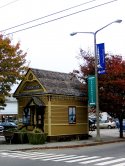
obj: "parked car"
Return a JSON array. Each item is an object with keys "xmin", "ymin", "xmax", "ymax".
[
  {"xmin": 92, "ymin": 120, "xmax": 116, "ymax": 129},
  {"xmin": 0, "ymin": 125, "xmax": 4, "ymax": 132},
  {"xmin": 0, "ymin": 122, "xmax": 17, "ymax": 130},
  {"xmin": 116, "ymin": 119, "xmax": 125, "ymax": 131},
  {"xmin": 89, "ymin": 116, "xmax": 96, "ymax": 123}
]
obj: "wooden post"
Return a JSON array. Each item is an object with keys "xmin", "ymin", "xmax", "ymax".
[{"xmin": 48, "ymin": 95, "xmax": 52, "ymax": 136}]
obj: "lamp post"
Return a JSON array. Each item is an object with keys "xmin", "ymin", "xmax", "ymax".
[{"xmin": 70, "ymin": 19, "xmax": 122, "ymax": 141}]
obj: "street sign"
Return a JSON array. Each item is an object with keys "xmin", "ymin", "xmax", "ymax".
[
  {"xmin": 97, "ymin": 43, "xmax": 105, "ymax": 74},
  {"xmin": 88, "ymin": 76, "xmax": 96, "ymax": 106}
]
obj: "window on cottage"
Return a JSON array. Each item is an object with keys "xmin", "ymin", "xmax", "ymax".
[
  {"xmin": 68, "ymin": 107, "xmax": 76, "ymax": 124},
  {"xmin": 23, "ymin": 107, "xmax": 31, "ymax": 125}
]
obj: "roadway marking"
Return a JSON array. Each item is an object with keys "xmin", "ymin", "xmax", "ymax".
[
  {"xmin": 79, "ymin": 157, "xmax": 114, "ymax": 164},
  {"xmin": 96, "ymin": 158, "xmax": 125, "ymax": 165},
  {"xmin": 1, "ymin": 151, "xmax": 67, "ymax": 160},
  {"xmin": 1, "ymin": 151, "xmax": 125, "ymax": 166},
  {"xmin": 52, "ymin": 155, "xmax": 88, "ymax": 161},
  {"xmin": 42, "ymin": 154, "xmax": 78, "ymax": 161},
  {"xmin": 113, "ymin": 163, "xmax": 125, "ymax": 166},
  {"xmin": 66, "ymin": 156, "xmax": 101, "ymax": 163}
]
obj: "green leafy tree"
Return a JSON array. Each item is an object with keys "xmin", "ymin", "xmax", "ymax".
[
  {"xmin": 74, "ymin": 49, "xmax": 125, "ymax": 138},
  {"xmin": 0, "ymin": 35, "xmax": 28, "ymax": 108}
]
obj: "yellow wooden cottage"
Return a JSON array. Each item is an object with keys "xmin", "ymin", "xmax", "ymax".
[{"xmin": 13, "ymin": 68, "xmax": 88, "ymax": 141}]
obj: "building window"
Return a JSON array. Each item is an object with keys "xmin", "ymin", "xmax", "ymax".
[
  {"xmin": 68, "ymin": 107, "xmax": 76, "ymax": 124},
  {"xmin": 23, "ymin": 107, "xmax": 31, "ymax": 125}
]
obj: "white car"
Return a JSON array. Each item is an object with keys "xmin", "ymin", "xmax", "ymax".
[{"xmin": 92, "ymin": 120, "xmax": 116, "ymax": 129}]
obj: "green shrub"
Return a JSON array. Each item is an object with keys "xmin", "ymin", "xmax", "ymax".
[
  {"xmin": 10, "ymin": 127, "xmax": 47, "ymax": 144},
  {"xmin": 6, "ymin": 128, "xmax": 18, "ymax": 132},
  {"xmin": 19, "ymin": 127, "xmax": 27, "ymax": 132},
  {"xmin": 11, "ymin": 128, "xmax": 29, "ymax": 144},
  {"xmin": 12, "ymin": 132, "xmax": 29, "ymax": 144},
  {"xmin": 18, "ymin": 132, "xmax": 29, "ymax": 143},
  {"xmin": 32, "ymin": 127, "xmax": 43, "ymax": 133},
  {"xmin": 27, "ymin": 132, "xmax": 47, "ymax": 144}
]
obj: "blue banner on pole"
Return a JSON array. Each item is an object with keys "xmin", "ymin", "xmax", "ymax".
[{"xmin": 97, "ymin": 43, "xmax": 105, "ymax": 74}]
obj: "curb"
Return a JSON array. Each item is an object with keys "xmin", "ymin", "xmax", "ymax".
[{"xmin": 12, "ymin": 138, "xmax": 125, "ymax": 151}]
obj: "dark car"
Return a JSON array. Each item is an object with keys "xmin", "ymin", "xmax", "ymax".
[
  {"xmin": 0, "ymin": 125, "xmax": 4, "ymax": 131},
  {"xmin": 0, "ymin": 122, "xmax": 17, "ymax": 130},
  {"xmin": 89, "ymin": 118, "xmax": 95, "ymax": 131}
]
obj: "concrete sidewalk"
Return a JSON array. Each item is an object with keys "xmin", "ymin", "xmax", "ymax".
[{"xmin": 0, "ymin": 129, "xmax": 125, "ymax": 151}]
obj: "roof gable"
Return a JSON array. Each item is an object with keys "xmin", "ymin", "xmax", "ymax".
[
  {"xmin": 14, "ymin": 68, "xmax": 85, "ymax": 97},
  {"xmin": 31, "ymin": 68, "xmax": 85, "ymax": 96}
]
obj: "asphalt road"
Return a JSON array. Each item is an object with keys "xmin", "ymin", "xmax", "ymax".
[{"xmin": 0, "ymin": 133, "xmax": 125, "ymax": 166}]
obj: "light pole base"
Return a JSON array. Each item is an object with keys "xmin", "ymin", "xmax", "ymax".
[{"xmin": 95, "ymin": 135, "xmax": 102, "ymax": 142}]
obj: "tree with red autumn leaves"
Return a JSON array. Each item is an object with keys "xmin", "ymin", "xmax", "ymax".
[
  {"xmin": 0, "ymin": 35, "xmax": 28, "ymax": 108},
  {"xmin": 74, "ymin": 49, "xmax": 125, "ymax": 138}
]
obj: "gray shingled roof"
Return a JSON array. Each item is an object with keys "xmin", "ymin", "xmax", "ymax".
[{"xmin": 31, "ymin": 68, "xmax": 85, "ymax": 97}]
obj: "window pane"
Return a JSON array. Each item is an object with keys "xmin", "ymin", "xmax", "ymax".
[
  {"xmin": 68, "ymin": 107, "xmax": 76, "ymax": 124},
  {"xmin": 23, "ymin": 107, "xmax": 31, "ymax": 125}
]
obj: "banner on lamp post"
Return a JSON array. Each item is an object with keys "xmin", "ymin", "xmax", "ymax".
[
  {"xmin": 97, "ymin": 43, "xmax": 105, "ymax": 74},
  {"xmin": 88, "ymin": 76, "xmax": 96, "ymax": 106}
]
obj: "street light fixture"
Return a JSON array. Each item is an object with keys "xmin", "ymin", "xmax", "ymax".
[{"xmin": 70, "ymin": 19, "xmax": 122, "ymax": 141}]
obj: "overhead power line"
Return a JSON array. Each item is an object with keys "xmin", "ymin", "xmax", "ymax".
[
  {"xmin": 1, "ymin": 0, "xmax": 97, "ymax": 32},
  {"xmin": 3, "ymin": 0, "xmax": 119, "ymax": 36},
  {"xmin": 0, "ymin": 0, "xmax": 20, "ymax": 9}
]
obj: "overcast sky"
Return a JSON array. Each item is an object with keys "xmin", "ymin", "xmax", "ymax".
[{"xmin": 0, "ymin": 0, "xmax": 124, "ymax": 91}]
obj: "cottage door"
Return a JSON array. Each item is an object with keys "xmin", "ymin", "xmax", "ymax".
[{"xmin": 36, "ymin": 106, "xmax": 44, "ymax": 132}]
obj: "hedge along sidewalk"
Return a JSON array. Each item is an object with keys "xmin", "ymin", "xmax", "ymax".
[{"xmin": 0, "ymin": 127, "xmax": 47, "ymax": 145}]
